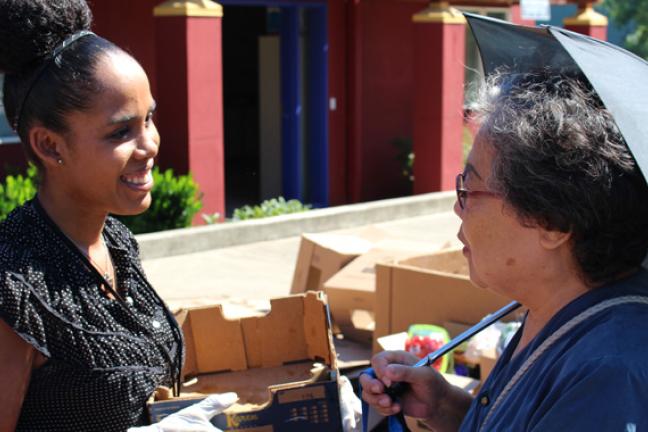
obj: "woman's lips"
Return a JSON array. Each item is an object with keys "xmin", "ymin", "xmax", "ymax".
[
  {"xmin": 120, "ymin": 170, "xmax": 153, "ymax": 191},
  {"xmin": 457, "ymin": 232, "xmax": 469, "ymax": 255}
]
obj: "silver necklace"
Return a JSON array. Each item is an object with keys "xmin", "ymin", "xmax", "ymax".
[
  {"xmin": 90, "ymin": 238, "xmax": 115, "ymax": 289},
  {"xmin": 67, "ymin": 234, "xmax": 115, "ymax": 289}
]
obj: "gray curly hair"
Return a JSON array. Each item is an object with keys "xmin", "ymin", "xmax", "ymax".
[{"xmin": 473, "ymin": 70, "xmax": 648, "ymax": 285}]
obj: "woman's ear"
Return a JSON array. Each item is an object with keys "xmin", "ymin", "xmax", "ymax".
[
  {"xmin": 538, "ymin": 227, "xmax": 572, "ymax": 251},
  {"xmin": 28, "ymin": 126, "xmax": 67, "ymax": 168}
]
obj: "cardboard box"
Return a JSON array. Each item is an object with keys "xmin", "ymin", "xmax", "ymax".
[
  {"xmin": 290, "ymin": 232, "xmax": 379, "ymax": 295},
  {"xmin": 442, "ymin": 321, "xmax": 501, "ymax": 383},
  {"xmin": 148, "ymin": 291, "xmax": 343, "ymax": 431},
  {"xmin": 324, "ymin": 248, "xmax": 426, "ymax": 345},
  {"xmin": 373, "ymin": 248, "xmax": 513, "ymax": 353}
]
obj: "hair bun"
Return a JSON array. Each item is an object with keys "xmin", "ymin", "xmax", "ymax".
[{"xmin": 0, "ymin": 0, "xmax": 92, "ymax": 74}]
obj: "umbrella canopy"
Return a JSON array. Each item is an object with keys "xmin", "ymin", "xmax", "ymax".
[{"xmin": 464, "ymin": 12, "xmax": 648, "ymax": 182}]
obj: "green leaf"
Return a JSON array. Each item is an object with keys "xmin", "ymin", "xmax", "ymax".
[
  {"xmin": 232, "ymin": 196, "xmax": 311, "ymax": 221},
  {"xmin": 0, "ymin": 164, "xmax": 38, "ymax": 221},
  {"xmin": 116, "ymin": 167, "xmax": 202, "ymax": 234}
]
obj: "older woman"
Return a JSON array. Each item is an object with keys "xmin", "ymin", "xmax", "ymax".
[{"xmin": 360, "ymin": 71, "xmax": 648, "ymax": 430}]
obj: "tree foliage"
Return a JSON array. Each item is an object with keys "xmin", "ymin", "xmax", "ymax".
[{"xmin": 603, "ymin": 0, "xmax": 648, "ymax": 60}]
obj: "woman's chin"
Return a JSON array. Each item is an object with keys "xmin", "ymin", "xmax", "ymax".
[
  {"xmin": 467, "ymin": 261, "xmax": 489, "ymax": 290},
  {"xmin": 111, "ymin": 196, "xmax": 152, "ymax": 217}
]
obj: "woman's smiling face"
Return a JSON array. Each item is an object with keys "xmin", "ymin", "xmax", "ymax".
[{"xmin": 57, "ymin": 51, "xmax": 159, "ymax": 216}]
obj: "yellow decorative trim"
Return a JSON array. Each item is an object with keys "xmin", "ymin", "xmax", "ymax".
[
  {"xmin": 154, "ymin": 0, "xmax": 223, "ymax": 18},
  {"xmin": 563, "ymin": 6, "xmax": 608, "ymax": 26},
  {"xmin": 412, "ymin": 2, "xmax": 466, "ymax": 24}
]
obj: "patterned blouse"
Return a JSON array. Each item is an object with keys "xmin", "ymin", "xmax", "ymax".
[{"xmin": 0, "ymin": 199, "xmax": 183, "ymax": 431}]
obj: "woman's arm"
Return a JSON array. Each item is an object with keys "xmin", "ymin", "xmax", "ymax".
[{"xmin": 0, "ymin": 318, "xmax": 35, "ymax": 432}]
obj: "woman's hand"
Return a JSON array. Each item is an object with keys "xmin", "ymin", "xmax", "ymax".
[
  {"xmin": 359, "ymin": 350, "xmax": 473, "ymax": 431},
  {"xmin": 129, "ymin": 393, "xmax": 238, "ymax": 432}
]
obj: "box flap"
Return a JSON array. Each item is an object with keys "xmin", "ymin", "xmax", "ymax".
[
  {"xmin": 324, "ymin": 248, "xmax": 423, "ymax": 293},
  {"xmin": 241, "ymin": 296, "xmax": 307, "ymax": 368},
  {"xmin": 324, "ymin": 248, "xmax": 427, "ymax": 344},
  {"xmin": 186, "ymin": 306, "xmax": 248, "ymax": 373},
  {"xmin": 290, "ymin": 232, "xmax": 383, "ymax": 294},
  {"xmin": 179, "ymin": 292, "xmax": 335, "ymax": 375},
  {"xmin": 303, "ymin": 291, "xmax": 336, "ymax": 367},
  {"xmin": 290, "ymin": 235, "xmax": 316, "ymax": 294},
  {"xmin": 304, "ymin": 233, "xmax": 375, "ymax": 255},
  {"xmin": 398, "ymin": 249, "xmax": 469, "ymax": 277},
  {"xmin": 376, "ymin": 332, "xmax": 408, "ymax": 351}
]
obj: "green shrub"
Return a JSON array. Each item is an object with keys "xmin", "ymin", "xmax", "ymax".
[
  {"xmin": 233, "ymin": 197, "xmax": 311, "ymax": 220},
  {"xmin": 117, "ymin": 167, "xmax": 202, "ymax": 234},
  {"xmin": 0, "ymin": 164, "xmax": 38, "ymax": 221}
]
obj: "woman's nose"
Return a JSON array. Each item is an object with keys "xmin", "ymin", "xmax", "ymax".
[
  {"xmin": 137, "ymin": 122, "xmax": 160, "ymax": 159},
  {"xmin": 453, "ymin": 199, "xmax": 463, "ymax": 218}
]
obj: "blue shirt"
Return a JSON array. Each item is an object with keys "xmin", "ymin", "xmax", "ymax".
[{"xmin": 460, "ymin": 269, "xmax": 648, "ymax": 431}]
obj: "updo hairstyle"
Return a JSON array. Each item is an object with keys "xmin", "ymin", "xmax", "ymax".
[{"xmin": 0, "ymin": 0, "xmax": 124, "ymax": 165}]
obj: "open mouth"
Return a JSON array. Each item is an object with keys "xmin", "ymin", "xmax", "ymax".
[{"xmin": 120, "ymin": 169, "xmax": 153, "ymax": 191}]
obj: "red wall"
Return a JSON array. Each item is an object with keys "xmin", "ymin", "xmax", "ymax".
[
  {"xmin": 327, "ymin": 0, "xmax": 348, "ymax": 205},
  {"xmin": 154, "ymin": 18, "xmax": 189, "ymax": 174},
  {"xmin": 89, "ymin": 0, "xmax": 160, "ymax": 96},
  {"xmin": 88, "ymin": 0, "xmax": 443, "ymax": 206},
  {"xmin": 353, "ymin": 0, "xmax": 425, "ymax": 201}
]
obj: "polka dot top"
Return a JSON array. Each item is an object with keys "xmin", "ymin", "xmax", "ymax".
[{"xmin": 0, "ymin": 199, "xmax": 184, "ymax": 431}]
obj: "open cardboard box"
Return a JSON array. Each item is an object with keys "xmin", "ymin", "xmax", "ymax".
[
  {"xmin": 290, "ymin": 230, "xmax": 385, "ymax": 295},
  {"xmin": 323, "ymin": 248, "xmax": 429, "ymax": 345},
  {"xmin": 148, "ymin": 291, "xmax": 343, "ymax": 431},
  {"xmin": 373, "ymin": 248, "xmax": 515, "ymax": 353}
]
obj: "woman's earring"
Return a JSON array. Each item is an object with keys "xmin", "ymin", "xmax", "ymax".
[{"xmin": 57, "ymin": 158, "xmax": 64, "ymax": 165}]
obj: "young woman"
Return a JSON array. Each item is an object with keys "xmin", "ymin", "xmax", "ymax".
[{"xmin": 0, "ymin": 1, "xmax": 207, "ymax": 430}]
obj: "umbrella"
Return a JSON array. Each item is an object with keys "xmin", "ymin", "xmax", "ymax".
[{"xmin": 464, "ymin": 12, "xmax": 648, "ymax": 182}]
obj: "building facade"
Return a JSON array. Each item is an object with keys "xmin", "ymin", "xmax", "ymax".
[{"xmin": 0, "ymin": 0, "xmax": 608, "ymax": 220}]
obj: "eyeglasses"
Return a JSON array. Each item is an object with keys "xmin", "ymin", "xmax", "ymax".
[{"xmin": 455, "ymin": 173, "xmax": 501, "ymax": 210}]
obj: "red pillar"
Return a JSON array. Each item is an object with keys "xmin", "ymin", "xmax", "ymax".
[
  {"xmin": 563, "ymin": 1, "xmax": 608, "ymax": 41},
  {"xmin": 153, "ymin": 0, "xmax": 225, "ymax": 223},
  {"xmin": 412, "ymin": 2, "xmax": 465, "ymax": 193},
  {"xmin": 347, "ymin": 0, "xmax": 364, "ymax": 203},
  {"xmin": 327, "ymin": 0, "xmax": 348, "ymax": 206},
  {"xmin": 509, "ymin": 4, "xmax": 535, "ymax": 27}
]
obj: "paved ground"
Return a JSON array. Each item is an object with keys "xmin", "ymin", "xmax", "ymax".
[{"xmin": 142, "ymin": 211, "xmax": 461, "ymax": 313}]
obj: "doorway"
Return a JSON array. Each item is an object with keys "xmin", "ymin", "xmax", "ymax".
[{"xmin": 221, "ymin": 3, "xmax": 329, "ymax": 216}]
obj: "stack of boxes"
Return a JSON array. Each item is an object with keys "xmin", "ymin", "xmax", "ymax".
[
  {"xmin": 290, "ymin": 231, "xmax": 517, "ymax": 388},
  {"xmin": 148, "ymin": 228, "xmax": 520, "ymax": 431}
]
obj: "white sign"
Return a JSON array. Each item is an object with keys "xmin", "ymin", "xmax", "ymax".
[{"xmin": 521, "ymin": 0, "xmax": 551, "ymax": 21}]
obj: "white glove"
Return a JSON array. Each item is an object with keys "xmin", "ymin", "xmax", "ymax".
[
  {"xmin": 129, "ymin": 393, "xmax": 238, "ymax": 432},
  {"xmin": 338, "ymin": 376, "xmax": 362, "ymax": 432}
]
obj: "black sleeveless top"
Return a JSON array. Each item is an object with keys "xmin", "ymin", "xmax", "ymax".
[{"xmin": 0, "ymin": 199, "xmax": 183, "ymax": 431}]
